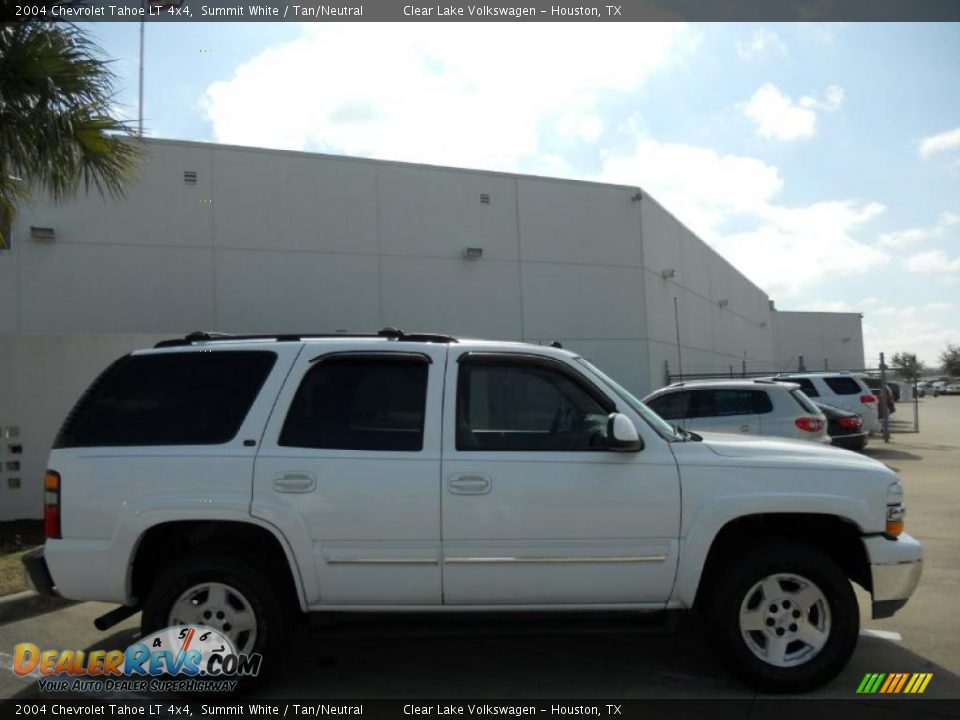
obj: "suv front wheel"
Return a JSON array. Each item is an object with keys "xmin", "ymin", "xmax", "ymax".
[{"xmin": 708, "ymin": 544, "xmax": 859, "ymax": 692}]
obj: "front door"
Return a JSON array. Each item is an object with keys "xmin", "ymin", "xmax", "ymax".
[{"xmin": 440, "ymin": 348, "xmax": 681, "ymax": 605}]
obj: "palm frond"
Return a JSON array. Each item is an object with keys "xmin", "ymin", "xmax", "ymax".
[{"xmin": 0, "ymin": 18, "xmax": 143, "ymax": 243}]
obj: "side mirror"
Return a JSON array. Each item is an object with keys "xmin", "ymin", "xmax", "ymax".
[{"xmin": 606, "ymin": 413, "xmax": 643, "ymax": 452}]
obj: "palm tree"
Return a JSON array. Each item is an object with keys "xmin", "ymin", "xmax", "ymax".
[{"xmin": 0, "ymin": 19, "xmax": 142, "ymax": 247}]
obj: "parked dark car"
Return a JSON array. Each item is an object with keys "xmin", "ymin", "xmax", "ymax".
[
  {"xmin": 885, "ymin": 381, "xmax": 902, "ymax": 402},
  {"xmin": 862, "ymin": 376, "xmax": 895, "ymax": 415},
  {"xmin": 816, "ymin": 401, "xmax": 869, "ymax": 452}
]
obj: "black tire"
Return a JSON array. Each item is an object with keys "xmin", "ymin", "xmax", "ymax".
[
  {"xmin": 706, "ymin": 544, "xmax": 859, "ymax": 693},
  {"xmin": 141, "ymin": 555, "xmax": 290, "ymax": 683}
]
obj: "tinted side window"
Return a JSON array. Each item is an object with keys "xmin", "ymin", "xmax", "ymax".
[
  {"xmin": 647, "ymin": 391, "xmax": 690, "ymax": 420},
  {"xmin": 749, "ymin": 391, "xmax": 775, "ymax": 414},
  {"xmin": 824, "ymin": 377, "xmax": 863, "ymax": 395},
  {"xmin": 782, "ymin": 378, "xmax": 819, "ymax": 397},
  {"xmin": 689, "ymin": 389, "xmax": 770, "ymax": 417},
  {"xmin": 54, "ymin": 351, "xmax": 277, "ymax": 447},
  {"xmin": 457, "ymin": 360, "xmax": 612, "ymax": 451},
  {"xmin": 280, "ymin": 355, "xmax": 428, "ymax": 451}
]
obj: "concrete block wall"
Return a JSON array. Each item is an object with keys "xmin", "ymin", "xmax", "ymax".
[{"xmin": 772, "ymin": 311, "xmax": 866, "ymax": 372}]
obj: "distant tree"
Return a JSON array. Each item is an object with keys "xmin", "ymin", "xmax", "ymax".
[
  {"xmin": 941, "ymin": 344, "xmax": 960, "ymax": 377},
  {"xmin": 890, "ymin": 352, "xmax": 924, "ymax": 381},
  {"xmin": 0, "ymin": 19, "xmax": 142, "ymax": 247}
]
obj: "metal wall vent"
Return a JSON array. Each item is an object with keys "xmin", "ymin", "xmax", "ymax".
[
  {"xmin": 7, "ymin": 477, "xmax": 20, "ymax": 490},
  {"xmin": 480, "ymin": 194, "xmax": 490, "ymax": 205},
  {"xmin": 184, "ymin": 171, "xmax": 198, "ymax": 185}
]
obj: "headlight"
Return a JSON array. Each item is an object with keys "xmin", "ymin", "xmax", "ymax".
[{"xmin": 886, "ymin": 480, "xmax": 905, "ymax": 537}]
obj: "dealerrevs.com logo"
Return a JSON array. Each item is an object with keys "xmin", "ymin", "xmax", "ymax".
[{"xmin": 13, "ymin": 625, "xmax": 261, "ymax": 693}]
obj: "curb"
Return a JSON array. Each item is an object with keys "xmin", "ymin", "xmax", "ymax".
[{"xmin": 0, "ymin": 590, "xmax": 76, "ymax": 626}]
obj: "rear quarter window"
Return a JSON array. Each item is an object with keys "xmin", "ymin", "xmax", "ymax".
[
  {"xmin": 778, "ymin": 377, "xmax": 818, "ymax": 397},
  {"xmin": 54, "ymin": 351, "xmax": 277, "ymax": 447},
  {"xmin": 824, "ymin": 377, "xmax": 864, "ymax": 395}
]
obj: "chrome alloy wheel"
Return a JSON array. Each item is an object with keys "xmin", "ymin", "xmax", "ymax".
[
  {"xmin": 738, "ymin": 573, "xmax": 831, "ymax": 668},
  {"xmin": 168, "ymin": 582, "xmax": 258, "ymax": 654}
]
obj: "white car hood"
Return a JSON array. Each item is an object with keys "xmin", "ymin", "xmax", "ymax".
[{"xmin": 695, "ymin": 431, "xmax": 889, "ymax": 472}]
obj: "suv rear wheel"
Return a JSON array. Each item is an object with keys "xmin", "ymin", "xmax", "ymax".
[
  {"xmin": 141, "ymin": 556, "xmax": 288, "ymax": 677},
  {"xmin": 708, "ymin": 544, "xmax": 859, "ymax": 692}
]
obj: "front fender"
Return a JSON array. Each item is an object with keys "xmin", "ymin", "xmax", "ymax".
[{"xmin": 670, "ymin": 494, "xmax": 871, "ymax": 607}]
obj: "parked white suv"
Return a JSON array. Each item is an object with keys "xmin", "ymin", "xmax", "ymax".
[
  {"xmin": 24, "ymin": 330, "xmax": 922, "ymax": 692},
  {"xmin": 769, "ymin": 373, "xmax": 881, "ymax": 434},
  {"xmin": 643, "ymin": 380, "xmax": 829, "ymax": 443}
]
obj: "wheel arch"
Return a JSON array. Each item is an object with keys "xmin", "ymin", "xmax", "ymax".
[
  {"xmin": 687, "ymin": 512, "xmax": 871, "ymax": 610},
  {"xmin": 130, "ymin": 519, "xmax": 306, "ymax": 612}
]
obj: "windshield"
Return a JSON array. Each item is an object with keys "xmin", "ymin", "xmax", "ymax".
[{"xmin": 574, "ymin": 358, "xmax": 683, "ymax": 441}]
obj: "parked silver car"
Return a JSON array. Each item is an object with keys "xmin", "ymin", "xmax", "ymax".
[{"xmin": 643, "ymin": 379, "xmax": 828, "ymax": 443}]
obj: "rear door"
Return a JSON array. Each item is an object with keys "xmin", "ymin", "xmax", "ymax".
[{"xmin": 251, "ymin": 342, "xmax": 447, "ymax": 607}]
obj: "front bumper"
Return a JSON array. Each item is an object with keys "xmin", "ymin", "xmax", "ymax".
[
  {"xmin": 863, "ymin": 533, "xmax": 923, "ymax": 619},
  {"xmin": 21, "ymin": 547, "xmax": 59, "ymax": 597}
]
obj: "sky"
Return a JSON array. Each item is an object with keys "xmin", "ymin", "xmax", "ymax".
[{"xmin": 89, "ymin": 22, "xmax": 960, "ymax": 368}]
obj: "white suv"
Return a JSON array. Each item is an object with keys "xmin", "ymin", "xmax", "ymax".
[
  {"xmin": 770, "ymin": 373, "xmax": 880, "ymax": 434},
  {"xmin": 24, "ymin": 329, "xmax": 922, "ymax": 692},
  {"xmin": 643, "ymin": 380, "xmax": 828, "ymax": 443}
]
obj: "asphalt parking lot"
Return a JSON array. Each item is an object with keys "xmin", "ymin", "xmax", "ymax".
[{"xmin": 1, "ymin": 397, "xmax": 958, "ymax": 702}]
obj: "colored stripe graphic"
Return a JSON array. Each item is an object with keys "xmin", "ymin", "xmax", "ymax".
[
  {"xmin": 858, "ymin": 673, "xmax": 932, "ymax": 694},
  {"xmin": 893, "ymin": 673, "xmax": 910, "ymax": 693},
  {"xmin": 906, "ymin": 673, "xmax": 932, "ymax": 693},
  {"xmin": 879, "ymin": 674, "xmax": 896, "ymax": 693}
]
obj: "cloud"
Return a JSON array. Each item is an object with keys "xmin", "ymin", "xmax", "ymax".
[
  {"xmin": 878, "ymin": 211, "xmax": 960, "ymax": 248},
  {"xmin": 204, "ymin": 26, "xmax": 886, "ymax": 304},
  {"xmin": 599, "ymin": 139, "xmax": 888, "ymax": 298},
  {"xmin": 713, "ymin": 202, "xmax": 886, "ymax": 297},
  {"xmin": 737, "ymin": 29, "xmax": 787, "ymax": 59},
  {"xmin": 918, "ymin": 127, "xmax": 960, "ymax": 158},
  {"xmin": 202, "ymin": 23, "xmax": 696, "ymax": 172},
  {"xmin": 907, "ymin": 250, "xmax": 960, "ymax": 274},
  {"xmin": 740, "ymin": 83, "xmax": 843, "ymax": 141},
  {"xmin": 860, "ymin": 302, "xmax": 959, "ymax": 366},
  {"xmin": 602, "ymin": 140, "xmax": 784, "ymax": 233}
]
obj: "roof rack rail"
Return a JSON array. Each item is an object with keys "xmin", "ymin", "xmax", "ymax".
[
  {"xmin": 154, "ymin": 328, "xmax": 458, "ymax": 348},
  {"xmin": 378, "ymin": 327, "xmax": 458, "ymax": 344}
]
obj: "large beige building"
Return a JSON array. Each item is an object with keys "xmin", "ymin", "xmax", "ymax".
[{"xmin": 0, "ymin": 138, "xmax": 864, "ymax": 520}]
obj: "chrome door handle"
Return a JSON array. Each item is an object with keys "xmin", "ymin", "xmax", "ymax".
[
  {"xmin": 273, "ymin": 473, "xmax": 316, "ymax": 493},
  {"xmin": 448, "ymin": 475, "xmax": 491, "ymax": 495},
  {"xmin": 739, "ymin": 424, "xmax": 751, "ymax": 432}
]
